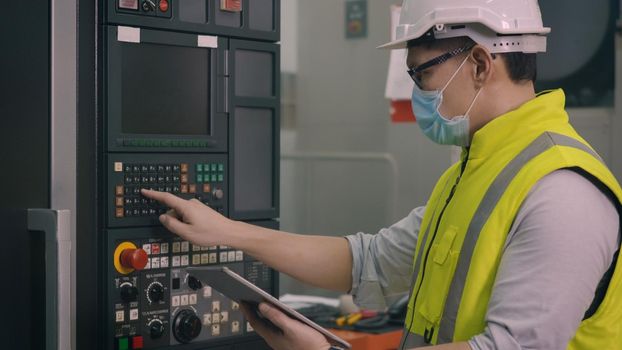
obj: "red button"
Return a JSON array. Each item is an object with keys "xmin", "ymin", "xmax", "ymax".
[
  {"xmin": 132, "ymin": 336, "xmax": 144, "ymax": 349},
  {"xmin": 120, "ymin": 248, "xmax": 148, "ymax": 270},
  {"xmin": 159, "ymin": 0, "xmax": 169, "ymax": 12}
]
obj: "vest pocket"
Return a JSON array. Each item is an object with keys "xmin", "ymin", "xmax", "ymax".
[{"xmin": 417, "ymin": 226, "xmax": 460, "ymax": 325}]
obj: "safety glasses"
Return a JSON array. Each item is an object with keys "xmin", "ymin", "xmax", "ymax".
[{"xmin": 407, "ymin": 45, "xmax": 474, "ymax": 89}]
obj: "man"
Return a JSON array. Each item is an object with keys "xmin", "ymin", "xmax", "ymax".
[{"xmin": 143, "ymin": 0, "xmax": 622, "ymax": 349}]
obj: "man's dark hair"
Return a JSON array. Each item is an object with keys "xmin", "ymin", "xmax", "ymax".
[{"xmin": 407, "ymin": 36, "xmax": 537, "ymax": 84}]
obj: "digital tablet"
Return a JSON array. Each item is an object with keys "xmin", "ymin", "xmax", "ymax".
[{"xmin": 186, "ymin": 266, "xmax": 352, "ymax": 349}]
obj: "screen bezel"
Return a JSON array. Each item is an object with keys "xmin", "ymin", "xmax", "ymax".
[{"xmin": 105, "ymin": 26, "xmax": 227, "ymax": 153}]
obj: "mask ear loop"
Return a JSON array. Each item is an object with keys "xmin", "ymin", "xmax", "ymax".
[
  {"xmin": 464, "ymin": 87, "xmax": 483, "ymax": 118},
  {"xmin": 440, "ymin": 54, "xmax": 471, "ymax": 94}
]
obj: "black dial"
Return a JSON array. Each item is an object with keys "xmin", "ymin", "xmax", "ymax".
[
  {"xmin": 149, "ymin": 319, "xmax": 165, "ymax": 339},
  {"xmin": 120, "ymin": 283, "xmax": 138, "ymax": 303},
  {"xmin": 147, "ymin": 282, "xmax": 164, "ymax": 303},
  {"xmin": 173, "ymin": 309, "xmax": 202, "ymax": 343},
  {"xmin": 187, "ymin": 276, "xmax": 203, "ymax": 291}
]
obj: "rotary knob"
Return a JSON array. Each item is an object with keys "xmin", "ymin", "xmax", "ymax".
[
  {"xmin": 142, "ymin": 0, "xmax": 156, "ymax": 11},
  {"xmin": 187, "ymin": 276, "xmax": 202, "ymax": 291},
  {"xmin": 173, "ymin": 309, "xmax": 202, "ymax": 343},
  {"xmin": 149, "ymin": 319, "xmax": 165, "ymax": 339},
  {"xmin": 120, "ymin": 282, "xmax": 138, "ymax": 303},
  {"xmin": 119, "ymin": 248, "xmax": 148, "ymax": 271},
  {"xmin": 212, "ymin": 188, "xmax": 224, "ymax": 200},
  {"xmin": 147, "ymin": 282, "xmax": 165, "ymax": 304}
]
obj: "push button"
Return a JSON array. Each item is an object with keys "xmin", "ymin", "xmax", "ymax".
[
  {"xmin": 117, "ymin": 337, "xmax": 129, "ymax": 350},
  {"xmin": 132, "ymin": 336, "xmax": 144, "ymax": 349}
]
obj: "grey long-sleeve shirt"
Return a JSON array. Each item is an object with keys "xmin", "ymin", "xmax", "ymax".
[{"xmin": 345, "ymin": 169, "xmax": 619, "ymax": 350}]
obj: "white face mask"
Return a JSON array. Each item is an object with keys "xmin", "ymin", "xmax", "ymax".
[{"xmin": 411, "ymin": 55, "xmax": 483, "ymax": 146}]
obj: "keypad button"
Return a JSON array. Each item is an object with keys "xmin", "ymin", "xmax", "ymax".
[
  {"xmin": 124, "ymin": 164, "xmax": 133, "ymax": 173},
  {"xmin": 173, "ymin": 186, "xmax": 180, "ymax": 193},
  {"xmin": 189, "ymin": 184, "xmax": 197, "ymax": 194},
  {"xmin": 149, "ymin": 175, "xmax": 157, "ymax": 184},
  {"xmin": 165, "ymin": 175, "xmax": 172, "ymax": 183},
  {"xmin": 157, "ymin": 175, "xmax": 165, "ymax": 183},
  {"xmin": 148, "ymin": 165, "xmax": 157, "ymax": 172},
  {"xmin": 196, "ymin": 174, "xmax": 203, "ymax": 183},
  {"xmin": 181, "ymin": 163, "xmax": 189, "ymax": 173},
  {"xmin": 181, "ymin": 174, "xmax": 188, "ymax": 184},
  {"xmin": 157, "ymin": 186, "xmax": 165, "ymax": 192},
  {"xmin": 203, "ymin": 184, "xmax": 211, "ymax": 193},
  {"xmin": 115, "ymin": 197, "xmax": 124, "ymax": 207},
  {"xmin": 157, "ymin": 165, "xmax": 165, "ymax": 172},
  {"xmin": 124, "ymin": 175, "xmax": 133, "ymax": 184},
  {"xmin": 132, "ymin": 165, "xmax": 141, "ymax": 173},
  {"xmin": 165, "ymin": 186, "xmax": 173, "ymax": 192},
  {"xmin": 141, "ymin": 165, "xmax": 149, "ymax": 172},
  {"xmin": 115, "ymin": 208, "xmax": 124, "ymax": 218},
  {"xmin": 165, "ymin": 165, "xmax": 173, "ymax": 172},
  {"xmin": 211, "ymin": 164, "xmax": 217, "ymax": 172},
  {"xmin": 125, "ymin": 209, "xmax": 132, "ymax": 217},
  {"xmin": 181, "ymin": 185, "xmax": 188, "ymax": 194},
  {"xmin": 218, "ymin": 174, "xmax": 224, "ymax": 182},
  {"xmin": 133, "ymin": 176, "xmax": 141, "ymax": 183},
  {"xmin": 172, "ymin": 175, "xmax": 180, "ymax": 182},
  {"xmin": 196, "ymin": 164, "xmax": 203, "ymax": 172},
  {"xmin": 116, "ymin": 185, "xmax": 124, "ymax": 196},
  {"xmin": 173, "ymin": 165, "xmax": 181, "ymax": 172},
  {"xmin": 141, "ymin": 176, "xmax": 149, "ymax": 184},
  {"xmin": 218, "ymin": 163, "xmax": 224, "ymax": 172}
]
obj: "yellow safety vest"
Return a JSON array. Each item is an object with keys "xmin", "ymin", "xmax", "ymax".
[{"xmin": 400, "ymin": 89, "xmax": 622, "ymax": 349}]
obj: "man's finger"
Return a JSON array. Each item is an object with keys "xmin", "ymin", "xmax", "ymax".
[
  {"xmin": 240, "ymin": 303, "xmax": 280, "ymax": 339},
  {"xmin": 159, "ymin": 213, "xmax": 192, "ymax": 235},
  {"xmin": 258, "ymin": 303, "xmax": 292, "ymax": 334},
  {"xmin": 142, "ymin": 189, "xmax": 188, "ymax": 210}
]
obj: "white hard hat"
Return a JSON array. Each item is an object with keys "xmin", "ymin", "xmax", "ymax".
[{"xmin": 379, "ymin": 0, "xmax": 551, "ymax": 53}]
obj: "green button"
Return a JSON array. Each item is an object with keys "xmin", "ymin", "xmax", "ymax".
[
  {"xmin": 211, "ymin": 164, "xmax": 217, "ymax": 172},
  {"xmin": 211, "ymin": 174, "xmax": 217, "ymax": 182},
  {"xmin": 196, "ymin": 164, "xmax": 203, "ymax": 172},
  {"xmin": 137, "ymin": 139, "xmax": 146, "ymax": 146},
  {"xmin": 204, "ymin": 163, "xmax": 210, "ymax": 171},
  {"xmin": 171, "ymin": 140, "xmax": 179, "ymax": 147},
  {"xmin": 118, "ymin": 338, "xmax": 129, "ymax": 350},
  {"xmin": 199, "ymin": 141, "xmax": 208, "ymax": 147},
  {"xmin": 197, "ymin": 174, "xmax": 203, "ymax": 183},
  {"xmin": 129, "ymin": 139, "xmax": 139, "ymax": 147},
  {"xmin": 218, "ymin": 163, "xmax": 224, "ymax": 172},
  {"xmin": 161, "ymin": 140, "xmax": 171, "ymax": 147},
  {"xmin": 192, "ymin": 140, "xmax": 200, "ymax": 147},
  {"xmin": 218, "ymin": 174, "xmax": 224, "ymax": 182},
  {"xmin": 146, "ymin": 139, "xmax": 154, "ymax": 147}
]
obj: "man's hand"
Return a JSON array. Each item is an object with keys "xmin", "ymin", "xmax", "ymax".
[
  {"xmin": 241, "ymin": 302, "xmax": 331, "ymax": 350},
  {"xmin": 141, "ymin": 189, "xmax": 235, "ymax": 247}
]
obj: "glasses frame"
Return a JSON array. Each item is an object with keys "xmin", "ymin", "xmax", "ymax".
[{"xmin": 407, "ymin": 44, "xmax": 475, "ymax": 88}]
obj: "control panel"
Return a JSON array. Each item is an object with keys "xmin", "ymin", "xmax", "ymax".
[
  {"xmin": 117, "ymin": 0, "xmax": 172, "ymax": 17},
  {"xmin": 108, "ymin": 229, "xmax": 275, "ymax": 349},
  {"xmin": 108, "ymin": 154, "xmax": 228, "ymax": 227}
]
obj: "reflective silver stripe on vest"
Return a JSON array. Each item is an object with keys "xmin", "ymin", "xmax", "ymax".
[
  {"xmin": 399, "ymin": 326, "xmax": 428, "ymax": 349},
  {"xmin": 436, "ymin": 132, "xmax": 603, "ymax": 343}
]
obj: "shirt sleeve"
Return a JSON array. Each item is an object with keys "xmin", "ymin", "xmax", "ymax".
[
  {"xmin": 345, "ymin": 206, "xmax": 425, "ymax": 310},
  {"xmin": 469, "ymin": 169, "xmax": 620, "ymax": 350}
]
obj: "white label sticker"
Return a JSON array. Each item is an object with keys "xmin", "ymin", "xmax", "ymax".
[
  {"xmin": 198, "ymin": 35, "xmax": 218, "ymax": 48},
  {"xmin": 119, "ymin": 0, "xmax": 139, "ymax": 10},
  {"xmin": 114, "ymin": 162, "xmax": 123, "ymax": 172},
  {"xmin": 118, "ymin": 26, "xmax": 140, "ymax": 43}
]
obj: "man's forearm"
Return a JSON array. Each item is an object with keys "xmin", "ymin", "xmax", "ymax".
[{"xmin": 224, "ymin": 220, "xmax": 353, "ymax": 292}]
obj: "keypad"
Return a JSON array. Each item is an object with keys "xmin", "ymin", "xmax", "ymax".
[{"xmin": 113, "ymin": 161, "xmax": 226, "ymax": 219}]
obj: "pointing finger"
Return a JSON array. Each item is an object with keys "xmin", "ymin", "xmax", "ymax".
[{"xmin": 142, "ymin": 189, "xmax": 188, "ymax": 211}]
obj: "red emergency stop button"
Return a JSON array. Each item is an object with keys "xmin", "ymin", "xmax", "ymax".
[
  {"xmin": 132, "ymin": 335, "xmax": 144, "ymax": 349},
  {"xmin": 120, "ymin": 248, "xmax": 148, "ymax": 271},
  {"xmin": 159, "ymin": 0, "xmax": 169, "ymax": 12}
]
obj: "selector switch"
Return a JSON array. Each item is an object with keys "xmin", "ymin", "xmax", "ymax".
[
  {"xmin": 147, "ymin": 282, "xmax": 165, "ymax": 304},
  {"xmin": 120, "ymin": 282, "xmax": 139, "ymax": 303},
  {"xmin": 142, "ymin": 0, "xmax": 156, "ymax": 11},
  {"xmin": 212, "ymin": 188, "xmax": 224, "ymax": 200},
  {"xmin": 149, "ymin": 319, "xmax": 165, "ymax": 339},
  {"xmin": 187, "ymin": 275, "xmax": 203, "ymax": 291}
]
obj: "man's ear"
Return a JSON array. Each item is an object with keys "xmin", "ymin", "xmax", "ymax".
[{"xmin": 469, "ymin": 45, "xmax": 494, "ymax": 88}]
